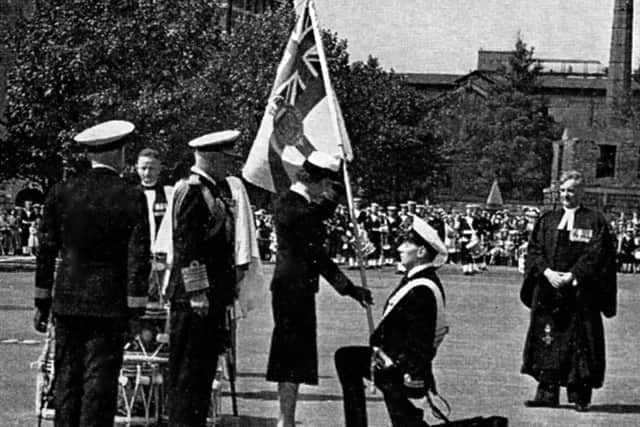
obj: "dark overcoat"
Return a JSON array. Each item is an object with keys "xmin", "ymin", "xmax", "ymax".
[
  {"xmin": 266, "ymin": 189, "xmax": 352, "ymax": 384},
  {"xmin": 520, "ymin": 206, "xmax": 617, "ymax": 388}
]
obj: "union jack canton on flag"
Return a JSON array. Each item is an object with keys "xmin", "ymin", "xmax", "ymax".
[{"xmin": 242, "ymin": 0, "xmax": 353, "ymax": 193}]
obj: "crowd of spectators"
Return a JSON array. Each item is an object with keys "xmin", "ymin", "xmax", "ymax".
[
  {"xmin": 0, "ymin": 200, "xmax": 42, "ymax": 256},
  {"xmin": 8, "ymin": 193, "xmax": 640, "ymax": 276},
  {"xmin": 611, "ymin": 212, "xmax": 640, "ymax": 273},
  {"xmin": 254, "ymin": 199, "xmax": 541, "ymax": 272}
]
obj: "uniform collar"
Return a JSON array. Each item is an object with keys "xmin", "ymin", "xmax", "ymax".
[
  {"xmin": 91, "ymin": 161, "xmax": 119, "ymax": 174},
  {"xmin": 191, "ymin": 166, "xmax": 218, "ymax": 187},
  {"xmin": 407, "ymin": 263, "xmax": 435, "ymax": 279},
  {"xmin": 384, "ymin": 263, "xmax": 436, "ymax": 315}
]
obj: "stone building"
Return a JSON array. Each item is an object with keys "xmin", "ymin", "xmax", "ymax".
[
  {"xmin": 545, "ymin": 0, "xmax": 639, "ymax": 211},
  {"xmin": 404, "ymin": 51, "xmax": 640, "ymax": 131},
  {"xmin": 404, "ymin": 0, "xmax": 640, "ymax": 212}
]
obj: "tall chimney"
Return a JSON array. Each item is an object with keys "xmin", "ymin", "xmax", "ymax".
[{"xmin": 607, "ymin": 0, "xmax": 633, "ymax": 125}]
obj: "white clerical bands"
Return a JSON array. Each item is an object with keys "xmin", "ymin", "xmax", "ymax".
[
  {"xmin": 557, "ymin": 208, "xmax": 577, "ymax": 230},
  {"xmin": 181, "ymin": 261, "xmax": 210, "ymax": 292}
]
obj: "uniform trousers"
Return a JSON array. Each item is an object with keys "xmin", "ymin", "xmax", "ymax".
[
  {"xmin": 335, "ymin": 346, "xmax": 428, "ymax": 427},
  {"xmin": 459, "ymin": 243, "xmax": 473, "ymax": 265},
  {"xmin": 53, "ymin": 315, "xmax": 125, "ymax": 427},
  {"xmin": 167, "ymin": 307, "xmax": 224, "ymax": 427}
]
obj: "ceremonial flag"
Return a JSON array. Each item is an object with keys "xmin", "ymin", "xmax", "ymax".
[{"xmin": 242, "ymin": 0, "xmax": 353, "ymax": 193}]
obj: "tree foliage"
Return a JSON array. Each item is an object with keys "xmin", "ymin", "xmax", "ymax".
[
  {"xmin": 2, "ymin": 1, "xmax": 294, "ymax": 187},
  {"xmin": 507, "ymin": 35, "xmax": 542, "ymax": 94},
  {"xmin": 425, "ymin": 37, "xmax": 561, "ymax": 202},
  {"xmin": 326, "ymin": 34, "xmax": 442, "ymax": 203},
  {"xmin": 3, "ymin": 1, "xmax": 439, "ymax": 204}
]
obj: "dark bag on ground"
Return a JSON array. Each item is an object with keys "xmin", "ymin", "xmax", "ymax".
[
  {"xmin": 427, "ymin": 392, "xmax": 508, "ymax": 427},
  {"xmin": 436, "ymin": 415, "xmax": 508, "ymax": 426}
]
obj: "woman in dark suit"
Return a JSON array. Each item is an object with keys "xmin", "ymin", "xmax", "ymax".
[{"xmin": 266, "ymin": 151, "xmax": 372, "ymax": 427}]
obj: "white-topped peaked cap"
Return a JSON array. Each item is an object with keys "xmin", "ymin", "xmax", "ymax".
[
  {"xmin": 303, "ymin": 150, "xmax": 342, "ymax": 180},
  {"xmin": 409, "ymin": 214, "xmax": 448, "ymax": 267},
  {"xmin": 73, "ymin": 120, "xmax": 135, "ymax": 152},
  {"xmin": 188, "ymin": 130, "xmax": 240, "ymax": 152}
]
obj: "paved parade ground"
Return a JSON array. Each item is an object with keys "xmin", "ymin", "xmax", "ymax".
[{"xmin": 1, "ymin": 263, "xmax": 640, "ymax": 426}]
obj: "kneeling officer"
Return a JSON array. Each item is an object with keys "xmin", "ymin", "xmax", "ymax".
[{"xmin": 335, "ymin": 214, "xmax": 449, "ymax": 427}]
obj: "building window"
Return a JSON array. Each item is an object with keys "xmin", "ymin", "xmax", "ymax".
[{"xmin": 596, "ymin": 145, "xmax": 616, "ymax": 178}]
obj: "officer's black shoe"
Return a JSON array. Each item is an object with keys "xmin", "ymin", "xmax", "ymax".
[
  {"xmin": 524, "ymin": 399, "xmax": 559, "ymax": 408},
  {"xmin": 575, "ymin": 402, "xmax": 590, "ymax": 412}
]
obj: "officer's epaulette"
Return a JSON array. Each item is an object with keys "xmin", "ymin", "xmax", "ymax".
[{"xmin": 187, "ymin": 174, "xmax": 201, "ymax": 186}]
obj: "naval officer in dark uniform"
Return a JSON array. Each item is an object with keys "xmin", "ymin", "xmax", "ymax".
[
  {"xmin": 521, "ymin": 170, "xmax": 617, "ymax": 412},
  {"xmin": 266, "ymin": 151, "xmax": 372, "ymax": 427},
  {"xmin": 165, "ymin": 130, "xmax": 241, "ymax": 427},
  {"xmin": 334, "ymin": 215, "xmax": 449, "ymax": 427},
  {"xmin": 34, "ymin": 120, "xmax": 151, "ymax": 427}
]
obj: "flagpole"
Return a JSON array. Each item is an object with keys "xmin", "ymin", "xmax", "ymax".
[{"xmin": 308, "ymin": 0, "xmax": 374, "ymax": 336}]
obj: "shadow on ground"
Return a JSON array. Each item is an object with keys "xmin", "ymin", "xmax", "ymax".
[
  {"xmin": 215, "ymin": 414, "xmax": 279, "ymax": 426},
  {"xmin": 236, "ymin": 371, "xmax": 332, "ymax": 380},
  {"xmin": 0, "ymin": 305, "xmax": 31, "ymax": 311},
  {"xmin": 588, "ymin": 404, "xmax": 640, "ymax": 414},
  {"xmin": 223, "ymin": 390, "xmax": 384, "ymax": 402},
  {"xmin": 552, "ymin": 403, "xmax": 640, "ymax": 414}
]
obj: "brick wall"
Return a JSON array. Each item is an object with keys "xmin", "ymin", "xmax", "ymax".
[
  {"xmin": 547, "ymin": 94, "xmax": 608, "ymax": 128},
  {"xmin": 543, "ymin": 185, "xmax": 640, "ymax": 212}
]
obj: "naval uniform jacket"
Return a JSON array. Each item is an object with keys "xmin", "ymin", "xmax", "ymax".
[
  {"xmin": 35, "ymin": 166, "xmax": 150, "ymax": 317},
  {"xmin": 520, "ymin": 206, "xmax": 617, "ymax": 388},
  {"xmin": 370, "ymin": 264, "xmax": 446, "ymax": 394},
  {"xmin": 166, "ymin": 171, "xmax": 236, "ymax": 317},
  {"xmin": 164, "ymin": 170, "xmax": 237, "ymax": 426},
  {"xmin": 270, "ymin": 189, "xmax": 352, "ymax": 296}
]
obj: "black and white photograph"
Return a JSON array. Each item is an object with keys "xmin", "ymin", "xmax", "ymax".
[{"xmin": 0, "ymin": 0, "xmax": 638, "ymax": 425}]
